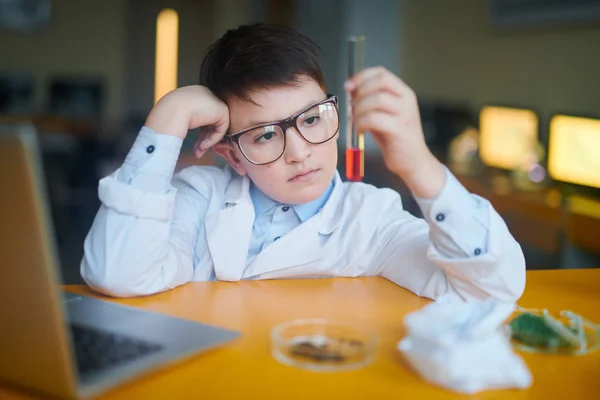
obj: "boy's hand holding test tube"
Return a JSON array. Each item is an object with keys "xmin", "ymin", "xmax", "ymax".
[{"xmin": 345, "ymin": 60, "xmax": 446, "ymax": 199}]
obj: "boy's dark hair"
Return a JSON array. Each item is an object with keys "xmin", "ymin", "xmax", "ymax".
[{"xmin": 199, "ymin": 23, "xmax": 326, "ymax": 103}]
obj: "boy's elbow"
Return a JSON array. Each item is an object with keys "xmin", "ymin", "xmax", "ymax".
[
  {"xmin": 82, "ymin": 273, "xmax": 164, "ymax": 298},
  {"xmin": 445, "ymin": 240, "xmax": 527, "ymax": 303},
  {"xmin": 481, "ymin": 240, "xmax": 527, "ymax": 303},
  {"xmin": 80, "ymin": 257, "xmax": 164, "ymax": 298},
  {"xmin": 501, "ymin": 241, "xmax": 527, "ymax": 302},
  {"xmin": 81, "ymin": 262, "xmax": 134, "ymax": 298}
]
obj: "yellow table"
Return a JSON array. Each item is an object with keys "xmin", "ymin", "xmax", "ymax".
[{"xmin": 2, "ymin": 269, "xmax": 599, "ymax": 399}]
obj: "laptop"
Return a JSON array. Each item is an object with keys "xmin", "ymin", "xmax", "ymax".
[{"xmin": 0, "ymin": 123, "xmax": 239, "ymax": 399}]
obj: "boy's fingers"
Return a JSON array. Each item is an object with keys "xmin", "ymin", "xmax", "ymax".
[
  {"xmin": 200, "ymin": 130, "xmax": 226, "ymax": 150},
  {"xmin": 352, "ymin": 92, "xmax": 401, "ymax": 118},
  {"xmin": 346, "ymin": 67, "xmax": 411, "ymax": 99},
  {"xmin": 358, "ymin": 77, "xmax": 404, "ymax": 101},
  {"xmin": 354, "ymin": 111, "xmax": 396, "ymax": 137},
  {"xmin": 198, "ymin": 117, "xmax": 229, "ymax": 151},
  {"xmin": 195, "ymin": 148, "xmax": 207, "ymax": 159},
  {"xmin": 344, "ymin": 66, "xmax": 383, "ymax": 90},
  {"xmin": 358, "ymin": 72, "xmax": 405, "ymax": 100},
  {"xmin": 194, "ymin": 137, "xmax": 205, "ymax": 158}
]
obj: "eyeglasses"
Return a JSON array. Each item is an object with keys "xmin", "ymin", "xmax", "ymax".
[{"xmin": 226, "ymin": 95, "xmax": 340, "ymax": 165}]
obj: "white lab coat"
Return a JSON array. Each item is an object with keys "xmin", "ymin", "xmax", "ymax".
[{"xmin": 81, "ymin": 164, "xmax": 526, "ymax": 302}]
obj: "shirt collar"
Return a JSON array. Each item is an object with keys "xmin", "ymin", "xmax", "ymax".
[
  {"xmin": 293, "ymin": 180, "xmax": 335, "ymax": 222},
  {"xmin": 249, "ymin": 178, "xmax": 335, "ymax": 222},
  {"xmin": 249, "ymin": 182, "xmax": 279, "ymax": 216}
]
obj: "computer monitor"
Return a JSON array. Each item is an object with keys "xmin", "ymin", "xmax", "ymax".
[
  {"xmin": 48, "ymin": 77, "xmax": 104, "ymax": 117},
  {"xmin": 548, "ymin": 114, "xmax": 600, "ymax": 190},
  {"xmin": 419, "ymin": 100, "xmax": 475, "ymax": 159},
  {"xmin": 0, "ymin": 72, "xmax": 34, "ymax": 114},
  {"xmin": 479, "ymin": 106, "xmax": 539, "ymax": 170}
]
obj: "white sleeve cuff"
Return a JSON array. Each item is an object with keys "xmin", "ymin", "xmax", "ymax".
[
  {"xmin": 117, "ymin": 126, "xmax": 184, "ymax": 193},
  {"xmin": 414, "ymin": 166, "xmax": 490, "ymax": 258},
  {"xmin": 426, "ymin": 209, "xmax": 526, "ymax": 302}
]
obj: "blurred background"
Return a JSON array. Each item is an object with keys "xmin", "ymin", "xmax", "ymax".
[{"xmin": 1, "ymin": 0, "xmax": 599, "ymax": 284}]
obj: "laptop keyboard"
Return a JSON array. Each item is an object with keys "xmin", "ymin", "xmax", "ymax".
[{"xmin": 69, "ymin": 323, "xmax": 163, "ymax": 376}]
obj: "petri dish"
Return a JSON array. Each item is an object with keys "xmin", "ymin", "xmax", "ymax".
[
  {"xmin": 507, "ymin": 308, "xmax": 600, "ymax": 356},
  {"xmin": 271, "ymin": 319, "xmax": 377, "ymax": 372}
]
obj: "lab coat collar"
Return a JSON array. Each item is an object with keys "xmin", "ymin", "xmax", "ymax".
[
  {"xmin": 249, "ymin": 178, "xmax": 336, "ymax": 223},
  {"xmin": 317, "ymin": 171, "xmax": 343, "ymax": 234},
  {"xmin": 206, "ymin": 167, "xmax": 344, "ymax": 281},
  {"xmin": 221, "ymin": 166, "xmax": 343, "ymax": 235},
  {"xmin": 293, "ymin": 179, "xmax": 335, "ymax": 222},
  {"xmin": 222, "ymin": 166, "xmax": 250, "ymax": 205}
]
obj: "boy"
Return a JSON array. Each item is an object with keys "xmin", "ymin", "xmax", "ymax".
[{"xmin": 81, "ymin": 24, "xmax": 525, "ymax": 301}]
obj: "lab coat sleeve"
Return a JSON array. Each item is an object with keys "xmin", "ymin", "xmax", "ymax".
[
  {"xmin": 80, "ymin": 127, "xmax": 207, "ymax": 297},
  {"xmin": 371, "ymin": 168, "xmax": 526, "ymax": 302},
  {"xmin": 117, "ymin": 126, "xmax": 182, "ymax": 193}
]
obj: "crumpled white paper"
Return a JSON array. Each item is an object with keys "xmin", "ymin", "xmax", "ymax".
[{"xmin": 397, "ymin": 295, "xmax": 532, "ymax": 394}]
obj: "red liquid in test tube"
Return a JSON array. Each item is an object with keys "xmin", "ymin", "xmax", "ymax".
[
  {"xmin": 346, "ymin": 35, "xmax": 365, "ymax": 182},
  {"xmin": 346, "ymin": 147, "xmax": 363, "ymax": 182}
]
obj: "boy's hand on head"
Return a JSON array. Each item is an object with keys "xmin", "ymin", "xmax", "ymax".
[
  {"xmin": 145, "ymin": 85, "xmax": 230, "ymax": 159},
  {"xmin": 345, "ymin": 67, "xmax": 445, "ymax": 199}
]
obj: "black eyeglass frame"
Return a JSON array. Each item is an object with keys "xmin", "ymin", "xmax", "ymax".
[{"xmin": 224, "ymin": 94, "xmax": 340, "ymax": 165}]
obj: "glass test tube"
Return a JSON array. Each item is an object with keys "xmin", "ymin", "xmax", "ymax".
[{"xmin": 346, "ymin": 35, "xmax": 365, "ymax": 182}]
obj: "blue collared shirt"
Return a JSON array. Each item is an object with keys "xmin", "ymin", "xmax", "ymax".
[{"xmin": 247, "ymin": 179, "xmax": 335, "ymax": 267}]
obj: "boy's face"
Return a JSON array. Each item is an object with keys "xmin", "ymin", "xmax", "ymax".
[{"xmin": 219, "ymin": 78, "xmax": 339, "ymax": 205}]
